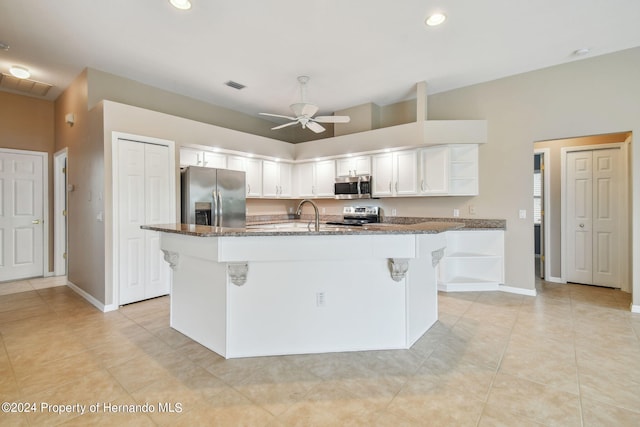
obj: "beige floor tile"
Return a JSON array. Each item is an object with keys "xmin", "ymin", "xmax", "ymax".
[
  {"xmin": 0, "ymin": 276, "xmax": 638, "ymax": 425},
  {"xmin": 581, "ymin": 396, "xmax": 640, "ymax": 426},
  {"xmin": 0, "ymin": 280, "xmax": 33, "ymax": 296},
  {"xmin": 486, "ymin": 372, "xmax": 582, "ymax": 426},
  {"xmin": 478, "ymin": 403, "xmax": 545, "ymax": 426}
]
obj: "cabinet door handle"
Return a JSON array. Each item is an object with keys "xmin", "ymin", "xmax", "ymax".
[
  {"xmin": 388, "ymin": 182, "xmax": 392, "ymax": 192},
  {"xmin": 247, "ymin": 184, "xmax": 251, "ymax": 194},
  {"xmin": 395, "ymin": 182, "xmax": 399, "ymax": 192},
  {"xmin": 421, "ymin": 180, "xmax": 425, "ymax": 191}
]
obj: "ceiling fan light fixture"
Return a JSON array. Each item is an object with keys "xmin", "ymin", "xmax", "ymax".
[
  {"xmin": 9, "ymin": 65, "xmax": 30, "ymax": 79},
  {"xmin": 425, "ymin": 13, "xmax": 447, "ymax": 27},
  {"xmin": 169, "ymin": 0, "xmax": 192, "ymax": 10}
]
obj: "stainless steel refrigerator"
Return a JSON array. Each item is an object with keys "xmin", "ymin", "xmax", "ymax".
[{"xmin": 181, "ymin": 166, "xmax": 246, "ymax": 227}]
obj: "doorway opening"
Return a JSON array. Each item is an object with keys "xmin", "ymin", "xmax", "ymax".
[
  {"xmin": 54, "ymin": 148, "xmax": 68, "ymax": 276},
  {"xmin": 533, "ymin": 132, "xmax": 631, "ymax": 292}
]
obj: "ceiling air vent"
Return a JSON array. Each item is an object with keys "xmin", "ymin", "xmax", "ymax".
[
  {"xmin": 225, "ymin": 80, "xmax": 246, "ymax": 90},
  {"xmin": 0, "ymin": 73, "xmax": 53, "ymax": 97}
]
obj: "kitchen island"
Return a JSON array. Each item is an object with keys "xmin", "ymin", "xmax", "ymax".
[{"xmin": 142, "ymin": 221, "xmax": 463, "ymax": 359}]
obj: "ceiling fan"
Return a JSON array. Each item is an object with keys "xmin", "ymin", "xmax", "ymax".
[{"xmin": 259, "ymin": 76, "xmax": 350, "ymax": 133}]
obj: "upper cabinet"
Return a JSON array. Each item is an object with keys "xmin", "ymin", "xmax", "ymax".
[
  {"xmin": 295, "ymin": 160, "xmax": 335, "ymax": 198},
  {"xmin": 179, "ymin": 147, "xmax": 226, "ymax": 169},
  {"xmin": 227, "ymin": 156, "xmax": 263, "ymax": 198},
  {"xmin": 418, "ymin": 146, "xmax": 449, "ymax": 195},
  {"xmin": 262, "ymin": 161, "xmax": 292, "ymax": 198},
  {"xmin": 371, "ymin": 150, "xmax": 418, "ymax": 197},
  {"xmin": 336, "ymin": 156, "xmax": 371, "ymax": 177}
]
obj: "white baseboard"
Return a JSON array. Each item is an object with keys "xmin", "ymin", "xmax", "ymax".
[
  {"xmin": 543, "ymin": 276, "xmax": 565, "ymax": 284},
  {"xmin": 632, "ymin": 304, "xmax": 640, "ymax": 314},
  {"xmin": 66, "ymin": 280, "xmax": 119, "ymax": 312},
  {"xmin": 499, "ymin": 285, "xmax": 537, "ymax": 296}
]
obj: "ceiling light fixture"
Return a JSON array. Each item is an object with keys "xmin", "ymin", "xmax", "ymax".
[
  {"xmin": 9, "ymin": 66, "xmax": 30, "ymax": 79},
  {"xmin": 0, "ymin": 41, "xmax": 9, "ymax": 51},
  {"xmin": 425, "ymin": 13, "xmax": 447, "ymax": 27},
  {"xmin": 573, "ymin": 47, "xmax": 591, "ymax": 56},
  {"xmin": 169, "ymin": 0, "xmax": 192, "ymax": 10}
]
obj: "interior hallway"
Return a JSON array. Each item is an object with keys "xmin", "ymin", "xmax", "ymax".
[{"xmin": 0, "ymin": 276, "xmax": 638, "ymax": 426}]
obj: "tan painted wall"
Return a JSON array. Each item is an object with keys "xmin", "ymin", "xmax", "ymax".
[
  {"xmin": 55, "ymin": 70, "xmax": 107, "ymax": 302},
  {"xmin": 0, "ymin": 91, "xmax": 55, "ymax": 271},
  {"xmin": 425, "ymin": 47, "xmax": 639, "ymax": 300}
]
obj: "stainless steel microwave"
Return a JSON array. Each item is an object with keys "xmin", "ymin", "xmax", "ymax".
[{"xmin": 334, "ymin": 175, "xmax": 372, "ymax": 199}]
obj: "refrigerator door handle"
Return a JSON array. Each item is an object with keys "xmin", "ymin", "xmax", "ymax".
[
  {"xmin": 211, "ymin": 190, "xmax": 218, "ymax": 227},
  {"xmin": 216, "ymin": 190, "xmax": 223, "ymax": 227}
]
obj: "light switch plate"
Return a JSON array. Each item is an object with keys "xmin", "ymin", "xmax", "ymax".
[{"xmin": 453, "ymin": 209, "xmax": 460, "ymax": 217}]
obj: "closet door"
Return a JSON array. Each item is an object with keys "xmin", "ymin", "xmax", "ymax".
[
  {"xmin": 144, "ymin": 144, "xmax": 171, "ymax": 299},
  {"xmin": 118, "ymin": 140, "xmax": 171, "ymax": 304},
  {"xmin": 566, "ymin": 148, "xmax": 620, "ymax": 287}
]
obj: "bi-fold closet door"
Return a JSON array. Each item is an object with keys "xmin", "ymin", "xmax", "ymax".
[{"xmin": 118, "ymin": 139, "xmax": 172, "ymax": 305}]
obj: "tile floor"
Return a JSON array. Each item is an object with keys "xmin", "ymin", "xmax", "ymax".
[{"xmin": 0, "ymin": 276, "xmax": 639, "ymax": 426}]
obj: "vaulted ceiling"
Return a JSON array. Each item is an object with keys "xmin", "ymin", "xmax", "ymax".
[{"xmin": 2, "ymin": 0, "xmax": 640, "ymax": 119}]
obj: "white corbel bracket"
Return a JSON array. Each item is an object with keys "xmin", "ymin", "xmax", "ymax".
[
  {"xmin": 161, "ymin": 250, "xmax": 179, "ymax": 270},
  {"xmin": 228, "ymin": 263, "xmax": 249, "ymax": 286},
  {"xmin": 431, "ymin": 247, "xmax": 446, "ymax": 267},
  {"xmin": 389, "ymin": 258, "xmax": 409, "ymax": 282}
]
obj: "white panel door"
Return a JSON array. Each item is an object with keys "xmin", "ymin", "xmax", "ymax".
[
  {"xmin": 118, "ymin": 140, "xmax": 172, "ymax": 304},
  {"xmin": 118, "ymin": 140, "xmax": 146, "ymax": 304},
  {"xmin": 372, "ymin": 153, "xmax": 393, "ymax": 197},
  {"xmin": 144, "ymin": 144, "xmax": 171, "ymax": 299},
  {"xmin": 566, "ymin": 151, "xmax": 592, "ymax": 285},
  {"xmin": 0, "ymin": 151, "xmax": 44, "ymax": 281},
  {"xmin": 592, "ymin": 149, "xmax": 619, "ymax": 287},
  {"xmin": 394, "ymin": 151, "xmax": 418, "ymax": 196},
  {"xmin": 419, "ymin": 146, "xmax": 449, "ymax": 195},
  {"xmin": 566, "ymin": 149, "xmax": 620, "ymax": 287},
  {"xmin": 314, "ymin": 160, "xmax": 335, "ymax": 197}
]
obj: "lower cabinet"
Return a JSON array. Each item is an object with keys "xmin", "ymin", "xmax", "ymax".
[{"xmin": 438, "ymin": 230, "xmax": 504, "ymax": 292}]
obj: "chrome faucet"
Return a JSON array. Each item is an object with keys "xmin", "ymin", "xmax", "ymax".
[{"xmin": 296, "ymin": 199, "xmax": 320, "ymax": 231}]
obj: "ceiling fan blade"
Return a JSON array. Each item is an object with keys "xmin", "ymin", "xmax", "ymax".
[
  {"xmin": 314, "ymin": 115, "xmax": 351, "ymax": 124},
  {"xmin": 259, "ymin": 112, "xmax": 297, "ymax": 120},
  {"xmin": 290, "ymin": 103, "xmax": 318, "ymax": 118},
  {"xmin": 306, "ymin": 121, "xmax": 326, "ymax": 133},
  {"xmin": 271, "ymin": 121, "xmax": 299, "ymax": 130},
  {"xmin": 301, "ymin": 103, "xmax": 319, "ymax": 117}
]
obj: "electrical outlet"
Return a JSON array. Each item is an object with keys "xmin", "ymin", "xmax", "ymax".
[
  {"xmin": 519, "ymin": 209, "xmax": 527, "ymax": 219},
  {"xmin": 469, "ymin": 205, "xmax": 476, "ymax": 215},
  {"xmin": 322, "ymin": 207, "xmax": 326, "ymax": 214},
  {"xmin": 391, "ymin": 208, "xmax": 397, "ymax": 216},
  {"xmin": 316, "ymin": 292, "xmax": 326, "ymax": 307},
  {"xmin": 288, "ymin": 207, "xmax": 293, "ymax": 214},
  {"xmin": 453, "ymin": 209, "xmax": 460, "ymax": 217}
]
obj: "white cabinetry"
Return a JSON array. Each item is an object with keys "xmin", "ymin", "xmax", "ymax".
[
  {"xmin": 449, "ymin": 145, "xmax": 478, "ymax": 195},
  {"xmin": 438, "ymin": 230, "xmax": 504, "ymax": 292},
  {"xmin": 372, "ymin": 150, "xmax": 418, "ymax": 197},
  {"xmin": 336, "ymin": 156, "xmax": 371, "ymax": 177},
  {"xmin": 262, "ymin": 161, "xmax": 292, "ymax": 198},
  {"xmin": 180, "ymin": 147, "xmax": 227, "ymax": 169},
  {"xmin": 227, "ymin": 156, "xmax": 263, "ymax": 198},
  {"xmin": 418, "ymin": 146, "xmax": 449, "ymax": 195},
  {"xmin": 295, "ymin": 160, "xmax": 335, "ymax": 198}
]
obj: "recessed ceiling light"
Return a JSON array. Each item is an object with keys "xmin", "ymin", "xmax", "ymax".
[
  {"xmin": 425, "ymin": 13, "xmax": 447, "ymax": 27},
  {"xmin": 169, "ymin": 0, "xmax": 191, "ymax": 10},
  {"xmin": 9, "ymin": 66, "xmax": 30, "ymax": 79},
  {"xmin": 0, "ymin": 41, "xmax": 9, "ymax": 51},
  {"xmin": 573, "ymin": 47, "xmax": 591, "ymax": 56}
]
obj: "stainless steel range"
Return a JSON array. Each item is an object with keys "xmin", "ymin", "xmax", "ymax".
[{"xmin": 326, "ymin": 206, "xmax": 380, "ymax": 226}]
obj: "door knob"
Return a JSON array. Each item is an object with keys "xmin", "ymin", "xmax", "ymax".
[{"xmin": 579, "ymin": 223, "xmax": 585, "ymax": 228}]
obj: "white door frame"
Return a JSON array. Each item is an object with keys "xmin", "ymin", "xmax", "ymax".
[
  {"xmin": 0, "ymin": 147, "xmax": 49, "ymax": 278},
  {"xmin": 561, "ymin": 142, "xmax": 629, "ymax": 291},
  {"xmin": 111, "ymin": 132, "xmax": 176, "ymax": 308},
  {"xmin": 534, "ymin": 148, "xmax": 552, "ymax": 282},
  {"xmin": 53, "ymin": 148, "xmax": 67, "ymax": 276}
]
